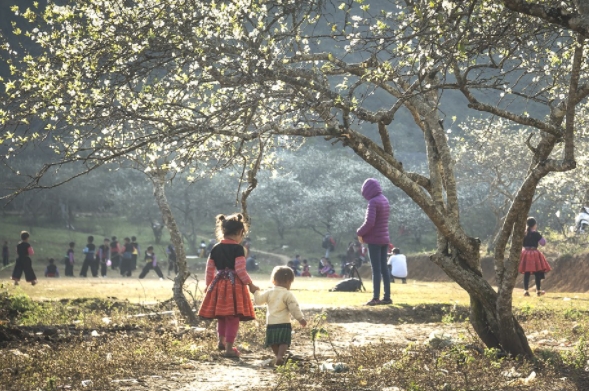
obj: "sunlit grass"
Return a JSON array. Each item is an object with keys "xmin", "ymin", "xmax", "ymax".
[{"xmin": 4, "ymin": 273, "xmax": 589, "ymax": 312}]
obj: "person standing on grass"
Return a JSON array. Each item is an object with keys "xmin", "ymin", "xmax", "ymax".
[
  {"xmin": 290, "ymin": 254, "xmax": 301, "ymax": 276},
  {"xmin": 519, "ymin": 217, "xmax": 552, "ymax": 297},
  {"xmin": 251, "ymin": 266, "xmax": 307, "ymax": 366},
  {"xmin": 166, "ymin": 243, "xmax": 178, "ymax": 276},
  {"xmin": 64, "ymin": 242, "xmax": 75, "ymax": 277},
  {"xmin": 322, "ymin": 233, "xmax": 335, "ymax": 259},
  {"xmin": 45, "ymin": 258, "xmax": 59, "ymax": 278},
  {"xmin": 138, "ymin": 246, "xmax": 164, "ymax": 280},
  {"xmin": 2, "ymin": 241, "xmax": 9, "ymax": 267},
  {"xmin": 206, "ymin": 239, "xmax": 216, "ymax": 258},
  {"xmin": 198, "ymin": 213, "xmax": 259, "ymax": 358},
  {"xmin": 110, "ymin": 236, "xmax": 121, "ymax": 270},
  {"xmin": 11, "ymin": 231, "xmax": 37, "ymax": 286},
  {"xmin": 131, "ymin": 236, "xmax": 140, "ymax": 271},
  {"xmin": 97, "ymin": 238, "xmax": 111, "ymax": 277},
  {"xmin": 80, "ymin": 236, "xmax": 97, "ymax": 277},
  {"xmin": 199, "ymin": 240, "xmax": 207, "ymax": 258},
  {"xmin": 120, "ymin": 237, "xmax": 134, "ymax": 277},
  {"xmin": 356, "ymin": 178, "xmax": 391, "ymax": 306}
]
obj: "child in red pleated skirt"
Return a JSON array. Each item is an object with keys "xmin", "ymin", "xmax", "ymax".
[
  {"xmin": 198, "ymin": 213, "xmax": 259, "ymax": 358},
  {"xmin": 519, "ymin": 217, "xmax": 551, "ymax": 297}
]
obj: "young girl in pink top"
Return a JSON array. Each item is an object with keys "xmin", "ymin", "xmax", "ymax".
[{"xmin": 198, "ymin": 213, "xmax": 259, "ymax": 358}]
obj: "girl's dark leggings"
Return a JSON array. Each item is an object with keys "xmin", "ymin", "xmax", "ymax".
[{"xmin": 523, "ymin": 272, "xmax": 541, "ymax": 291}]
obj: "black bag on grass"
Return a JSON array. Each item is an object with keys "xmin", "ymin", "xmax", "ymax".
[{"xmin": 329, "ymin": 278, "xmax": 363, "ymax": 292}]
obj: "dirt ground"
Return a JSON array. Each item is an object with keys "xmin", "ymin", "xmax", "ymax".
[
  {"xmin": 67, "ymin": 304, "xmax": 575, "ymax": 391},
  {"xmin": 110, "ymin": 306, "xmax": 472, "ymax": 391}
]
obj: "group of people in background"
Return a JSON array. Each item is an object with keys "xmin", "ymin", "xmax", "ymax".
[
  {"xmin": 7, "ymin": 232, "xmax": 171, "ymax": 285},
  {"xmin": 61, "ymin": 235, "xmax": 165, "ymax": 279},
  {"xmin": 4, "ymin": 229, "xmax": 221, "ymax": 286}
]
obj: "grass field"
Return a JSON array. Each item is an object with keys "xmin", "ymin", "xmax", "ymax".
[{"xmin": 3, "ymin": 272, "xmax": 589, "ymax": 313}]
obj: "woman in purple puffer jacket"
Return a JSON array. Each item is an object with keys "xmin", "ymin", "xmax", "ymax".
[{"xmin": 356, "ymin": 178, "xmax": 391, "ymax": 306}]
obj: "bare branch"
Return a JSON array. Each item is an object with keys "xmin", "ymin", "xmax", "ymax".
[
  {"xmin": 501, "ymin": 0, "xmax": 589, "ymax": 37},
  {"xmin": 378, "ymin": 121, "xmax": 393, "ymax": 156},
  {"xmin": 524, "ymin": 133, "xmax": 537, "ymax": 154}
]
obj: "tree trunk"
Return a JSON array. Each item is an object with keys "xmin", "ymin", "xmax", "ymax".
[
  {"xmin": 431, "ymin": 250, "xmax": 533, "ymax": 357},
  {"xmin": 150, "ymin": 171, "xmax": 198, "ymax": 325}
]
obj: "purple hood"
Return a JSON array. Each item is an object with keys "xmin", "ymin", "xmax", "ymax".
[
  {"xmin": 361, "ymin": 178, "xmax": 383, "ymax": 200},
  {"xmin": 356, "ymin": 178, "xmax": 390, "ymax": 245}
]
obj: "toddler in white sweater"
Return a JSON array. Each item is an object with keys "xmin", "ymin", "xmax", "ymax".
[{"xmin": 251, "ymin": 266, "xmax": 307, "ymax": 365}]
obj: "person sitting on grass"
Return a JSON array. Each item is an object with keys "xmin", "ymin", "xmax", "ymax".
[
  {"xmin": 251, "ymin": 266, "xmax": 307, "ymax": 366},
  {"xmin": 301, "ymin": 259, "xmax": 311, "ymax": 277},
  {"xmin": 45, "ymin": 258, "xmax": 59, "ymax": 278},
  {"xmin": 320, "ymin": 258, "xmax": 335, "ymax": 277},
  {"xmin": 138, "ymin": 246, "xmax": 165, "ymax": 280},
  {"xmin": 387, "ymin": 248, "xmax": 407, "ymax": 284}
]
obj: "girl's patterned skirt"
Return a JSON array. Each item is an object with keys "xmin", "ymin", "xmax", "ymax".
[
  {"xmin": 265, "ymin": 323, "xmax": 292, "ymax": 347},
  {"xmin": 198, "ymin": 269, "xmax": 256, "ymax": 321},
  {"xmin": 518, "ymin": 248, "xmax": 552, "ymax": 274}
]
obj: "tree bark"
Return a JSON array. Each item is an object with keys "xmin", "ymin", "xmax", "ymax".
[
  {"xmin": 150, "ymin": 171, "xmax": 198, "ymax": 325},
  {"xmin": 431, "ymin": 250, "xmax": 533, "ymax": 357}
]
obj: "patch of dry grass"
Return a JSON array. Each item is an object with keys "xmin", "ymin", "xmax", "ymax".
[
  {"xmin": 0, "ymin": 322, "xmax": 223, "ymax": 390},
  {"xmin": 267, "ymin": 341, "xmax": 589, "ymax": 391},
  {"xmin": 1, "ymin": 282, "xmax": 589, "ymax": 390}
]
